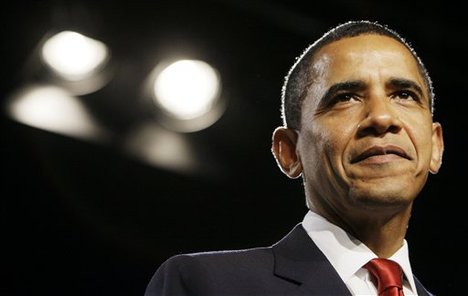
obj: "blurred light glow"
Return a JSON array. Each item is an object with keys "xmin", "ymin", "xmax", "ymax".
[
  {"xmin": 41, "ymin": 31, "xmax": 109, "ymax": 81},
  {"xmin": 153, "ymin": 59, "xmax": 221, "ymax": 120},
  {"xmin": 124, "ymin": 122, "xmax": 197, "ymax": 173},
  {"xmin": 7, "ymin": 84, "xmax": 106, "ymax": 141}
]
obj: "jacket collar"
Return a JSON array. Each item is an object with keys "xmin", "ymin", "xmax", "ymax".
[
  {"xmin": 272, "ymin": 223, "xmax": 433, "ymax": 296},
  {"xmin": 272, "ymin": 223, "xmax": 352, "ymax": 295}
]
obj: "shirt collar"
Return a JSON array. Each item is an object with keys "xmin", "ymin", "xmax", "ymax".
[{"xmin": 302, "ymin": 210, "xmax": 417, "ymax": 293}]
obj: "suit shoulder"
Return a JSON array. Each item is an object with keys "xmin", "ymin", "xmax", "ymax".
[
  {"xmin": 144, "ymin": 247, "xmax": 274, "ymax": 295},
  {"xmin": 165, "ymin": 246, "xmax": 273, "ymax": 268}
]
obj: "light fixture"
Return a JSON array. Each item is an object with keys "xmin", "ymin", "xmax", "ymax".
[
  {"xmin": 144, "ymin": 59, "xmax": 227, "ymax": 132},
  {"xmin": 39, "ymin": 30, "xmax": 113, "ymax": 95},
  {"xmin": 6, "ymin": 84, "xmax": 108, "ymax": 141}
]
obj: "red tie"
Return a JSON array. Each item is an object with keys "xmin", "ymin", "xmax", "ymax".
[{"xmin": 364, "ymin": 258, "xmax": 404, "ymax": 296}]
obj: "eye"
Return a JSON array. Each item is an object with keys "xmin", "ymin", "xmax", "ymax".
[
  {"xmin": 322, "ymin": 92, "xmax": 361, "ymax": 110},
  {"xmin": 334, "ymin": 93, "xmax": 359, "ymax": 103},
  {"xmin": 392, "ymin": 90, "xmax": 418, "ymax": 101}
]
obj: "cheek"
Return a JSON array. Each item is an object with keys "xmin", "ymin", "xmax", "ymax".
[
  {"xmin": 414, "ymin": 129, "xmax": 435, "ymax": 168},
  {"xmin": 404, "ymin": 115, "xmax": 435, "ymax": 167},
  {"xmin": 319, "ymin": 115, "xmax": 357, "ymax": 160},
  {"xmin": 304, "ymin": 122, "xmax": 350, "ymax": 174},
  {"xmin": 300, "ymin": 124, "xmax": 352, "ymax": 200}
]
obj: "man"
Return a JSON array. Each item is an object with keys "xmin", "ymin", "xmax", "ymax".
[{"xmin": 144, "ymin": 20, "xmax": 444, "ymax": 295}]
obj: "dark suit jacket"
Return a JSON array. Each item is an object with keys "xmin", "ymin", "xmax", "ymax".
[{"xmin": 145, "ymin": 223, "xmax": 434, "ymax": 295}]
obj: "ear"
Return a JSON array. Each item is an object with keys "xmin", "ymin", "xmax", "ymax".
[
  {"xmin": 429, "ymin": 122, "xmax": 444, "ymax": 174},
  {"xmin": 271, "ymin": 127, "xmax": 302, "ymax": 179}
]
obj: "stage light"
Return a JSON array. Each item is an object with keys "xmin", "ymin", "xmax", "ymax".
[
  {"xmin": 41, "ymin": 30, "xmax": 109, "ymax": 81},
  {"xmin": 154, "ymin": 59, "xmax": 220, "ymax": 120},
  {"xmin": 38, "ymin": 30, "xmax": 113, "ymax": 95},
  {"xmin": 123, "ymin": 122, "xmax": 197, "ymax": 174},
  {"xmin": 6, "ymin": 84, "xmax": 108, "ymax": 141},
  {"xmin": 145, "ymin": 59, "xmax": 226, "ymax": 132}
]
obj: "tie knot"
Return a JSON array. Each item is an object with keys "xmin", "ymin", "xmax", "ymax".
[{"xmin": 365, "ymin": 258, "xmax": 403, "ymax": 295}]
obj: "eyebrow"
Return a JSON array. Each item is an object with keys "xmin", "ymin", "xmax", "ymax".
[
  {"xmin": 320, "ymin": 80, "xmax": 366, "ymax": 105},
  {"xmin": 319, "ymin": 78, "xmax": 425, "ymax": 106},
  {"xmin": 387, "ymin": 78, "xmax": 424, "ymax": 98}
]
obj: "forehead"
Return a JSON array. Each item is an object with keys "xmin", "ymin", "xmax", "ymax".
[{"xmin": 310, "ymin": 34, "xmax": 425, "ymax": 87}]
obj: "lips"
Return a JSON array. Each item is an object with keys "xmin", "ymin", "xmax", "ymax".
[{"xmin": 351, "ymin": 145, "xmax": 411, "ymax": 164}]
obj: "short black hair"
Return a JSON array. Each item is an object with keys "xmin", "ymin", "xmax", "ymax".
[{"xmin": 281, "ymin": 20, "xmax": 435, "ymax": 130}]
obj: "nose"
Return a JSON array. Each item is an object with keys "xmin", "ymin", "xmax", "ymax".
[{"xmin": 357, "ymin": 96, "xmax": 403, "ymax": 137}]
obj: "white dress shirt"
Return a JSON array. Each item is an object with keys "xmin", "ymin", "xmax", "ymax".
[{"xmin": 302, "ymin": 210, "xmax": 418, "ymax": 295}]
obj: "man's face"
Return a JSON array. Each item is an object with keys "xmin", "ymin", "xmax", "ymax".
[{"xmin": 297, "ymin": 34, "xmax": 443, "ymax": 215}]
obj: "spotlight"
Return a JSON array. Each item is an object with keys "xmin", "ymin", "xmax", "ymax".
[
  {"xmin": 41, "ymin": 31, "xmax": 109, "ymax": 81},
  {"xmin": 6, "ymin": 84, "xmax": 108, "ymax": 141},
  {"xmin": 39, "ymin": 30, "xmax": 113, "ymax": 95},
  {"xmin": 144, "ymin": 59, "xmax": 226, "ymax": 132}
]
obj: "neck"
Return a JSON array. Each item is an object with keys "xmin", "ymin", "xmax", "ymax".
[
  {"xmin": 354, "ymin": 208, "xmax": 411, "ymax": 258},
  {"xmin": 311, "ymin": 200, "xmax": 413, "ymax": 258}
]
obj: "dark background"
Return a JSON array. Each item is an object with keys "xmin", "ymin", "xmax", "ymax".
[{"xmin": 2, "ymin": 1, "xmax": 466, "ymax": 295}]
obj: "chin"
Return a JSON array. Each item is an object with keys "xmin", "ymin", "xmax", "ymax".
[{"xmin": 348, "ymin": 184, "xmax": 416, "ymax": 208}]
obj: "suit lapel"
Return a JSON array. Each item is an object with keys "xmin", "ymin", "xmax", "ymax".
[
  {"xmin": 272, "ymin": 223, "xmax": 352, "ymax": 295},
  {"xmin": 272, "ymin": 224, "xmax": 434, "ymax": 296},
  {"xmin": 414, "ymin": 276, "xmax": 435, "ymax": 296}
]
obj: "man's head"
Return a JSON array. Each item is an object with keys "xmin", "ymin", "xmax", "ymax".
[
  {"xmin": 272, "ymin": 20, "xmax": 444, "ymax": 222},
  {"xmin": 281, "ymin": 20, "xmax": 435, "ymax": 131}
]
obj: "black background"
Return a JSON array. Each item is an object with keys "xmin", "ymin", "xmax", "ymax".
[{"xmin": 2, "ymin": 1, "xmax": 466, "ymax": 295}]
